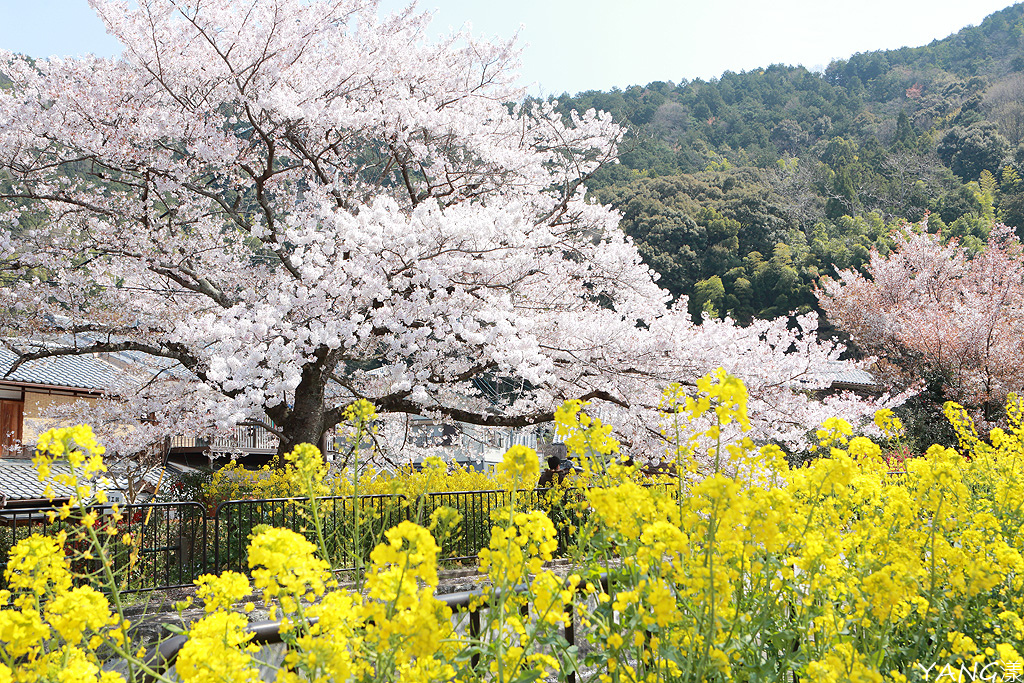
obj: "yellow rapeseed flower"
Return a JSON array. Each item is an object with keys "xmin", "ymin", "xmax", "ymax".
[
  {"xmin": 175, "ymin": 611, "xmax": 257, "ymax": 683},
  {"xmin": 247, "ymin": 527, "xmax": 329, "ymax": 606},
  {"xmin": 195, "ymin": 571, "xmax": 251, "ymax": 613},
  {"xmin": 495, "ymin": 444, "xmax": 540, "ymax": 491},
  {"xmin": 4, "ymin": 534, "xmax": 72, "ymax": 596}
]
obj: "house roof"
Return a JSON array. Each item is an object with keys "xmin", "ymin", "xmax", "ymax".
[
  {"xmin": 0, "ymin": 346, "xmax": 116, "ymax": 392},
  {"xmin": 0, "ymin": 458, "xmax": 176, "ymax": 505},
  {"xmin": 795, "ymin": 361, "xmax": 879, "ymax": 391},
  {"xmin": 822, "ymin": 361, "xmax": 878, "ymax": 388},
  {"xmin": 0, "ymin": 459, "xmax": 77, "ymax": 503}
]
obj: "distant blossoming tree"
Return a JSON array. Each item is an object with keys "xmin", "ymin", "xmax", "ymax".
[
  {"xmin": 0, "ymin": 0, "xmax": 877, "ymax": 459},
  {"xmin": 818, "ymin": 224, "xmax": 1024, "ymax": 424}
]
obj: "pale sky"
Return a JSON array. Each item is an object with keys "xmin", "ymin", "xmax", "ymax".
[{"xmin": 0, "ymin": 0, "xmax": 1018, "ymax": 95}]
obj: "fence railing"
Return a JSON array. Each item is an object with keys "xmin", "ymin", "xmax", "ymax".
[
  {"xmin": 145, "ymin": 573, "xmax": 612, "ymax": 683},
  {"xmin": 0, "ymin": 501, "xmax": 209, "ymax": 593},
  {"xmin": 170, "ymin": 425, "xmax": 278, "ymax": 453},
  {"xmin": 0, "ymin": 487, "xmax": 581, "ymax": 594}
]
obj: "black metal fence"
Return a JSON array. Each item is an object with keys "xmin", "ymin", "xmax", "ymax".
[
  {"xmin": 211, "ymin": 487, "xmax": 584, "ymax": 573},
  {"xmin": 0, "ymin": 487, "xmax": 583, "ymax": 593},
  {"xmin": 0, "ymin": 501, "xmax": 208, "ymax": 593}
]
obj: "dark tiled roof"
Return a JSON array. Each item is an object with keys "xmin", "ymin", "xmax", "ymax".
[
  {"xmin": 0, "ymin": 459, "xmax": 176, "ymax": 504},
  {"xmin": 0, "ymin": 347, "xmax": 116, "ymax": 391},
  {"xmin": 0, "ymin": 459, "xmax": 77, "ymax": 502}
]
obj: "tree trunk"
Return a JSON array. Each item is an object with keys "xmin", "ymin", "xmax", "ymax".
[{"xmin": 273, "ymin": 360, "xmax": 331, "ymax": 461}]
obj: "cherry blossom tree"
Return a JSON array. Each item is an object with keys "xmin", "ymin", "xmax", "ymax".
[
  {"xmin": 0, "ymin": 0, "xmax": 880, "ymax": 460},
  {"xmin": 818, "ymin": 223, "xmax": 1024, "ymax": 424}
]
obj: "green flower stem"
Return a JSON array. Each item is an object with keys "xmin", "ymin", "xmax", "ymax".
[{"xmin": 351, "ymin": 418, "xmax": 365, "ymax": 593}]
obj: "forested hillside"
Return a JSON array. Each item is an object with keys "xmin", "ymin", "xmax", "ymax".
[
  {"xmin": 553, "ymin": 3, "xmax": 1024, "ymax": 322},
  {"xmin": 4, "ymin": 6, "xmax": 1024, "ymax": 325}
]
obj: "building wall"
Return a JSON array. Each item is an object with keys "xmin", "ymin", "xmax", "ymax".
[{"xmin": 23, "ymin": 391, "xmax": 99, "ymax": 444}]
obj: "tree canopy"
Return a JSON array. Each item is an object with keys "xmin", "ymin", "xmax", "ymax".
[
  {"xmin": 0, "ymin": 0, "xmax": 876, "ymax": 459},
  {"xmin": 534, "ymin": 4, "xmax": 1024, "ymax": 323},
  {"xmin": 819, "ymin": 224, "xmax": 1024, "ymax": 426}
]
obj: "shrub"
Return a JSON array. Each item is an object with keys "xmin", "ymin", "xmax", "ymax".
[{"xmin": 5, "ymin": 371, "xmax": 1024, "ymax": 681}]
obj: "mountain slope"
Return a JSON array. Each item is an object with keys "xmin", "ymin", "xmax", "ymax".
[{"xmin": 550, "ymin": 4, "xmax": 1024, "ymax": 322}]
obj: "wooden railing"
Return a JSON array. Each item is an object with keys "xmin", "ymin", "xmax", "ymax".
[
  {"xmin": 169, "ymin": 423, "xmax": 534, "ymax": 458},
  {"xmin": 170, "ymin": 425, "xmax": 278, "ymax": 453}
]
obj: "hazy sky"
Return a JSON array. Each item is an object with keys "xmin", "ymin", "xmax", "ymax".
[{"xmin": 0, "ymin": 0, "xmax": 1018, "ymax": 95}]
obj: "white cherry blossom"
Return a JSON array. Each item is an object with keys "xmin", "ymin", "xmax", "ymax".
[{"xmin": 0, "ymin": 0, "xmax": 881, "ymax": 460}]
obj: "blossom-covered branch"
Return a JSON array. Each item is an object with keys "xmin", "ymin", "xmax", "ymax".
[{"xmin": 0, "ymin": 0, "xmax": 879, "ymax": 460}]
